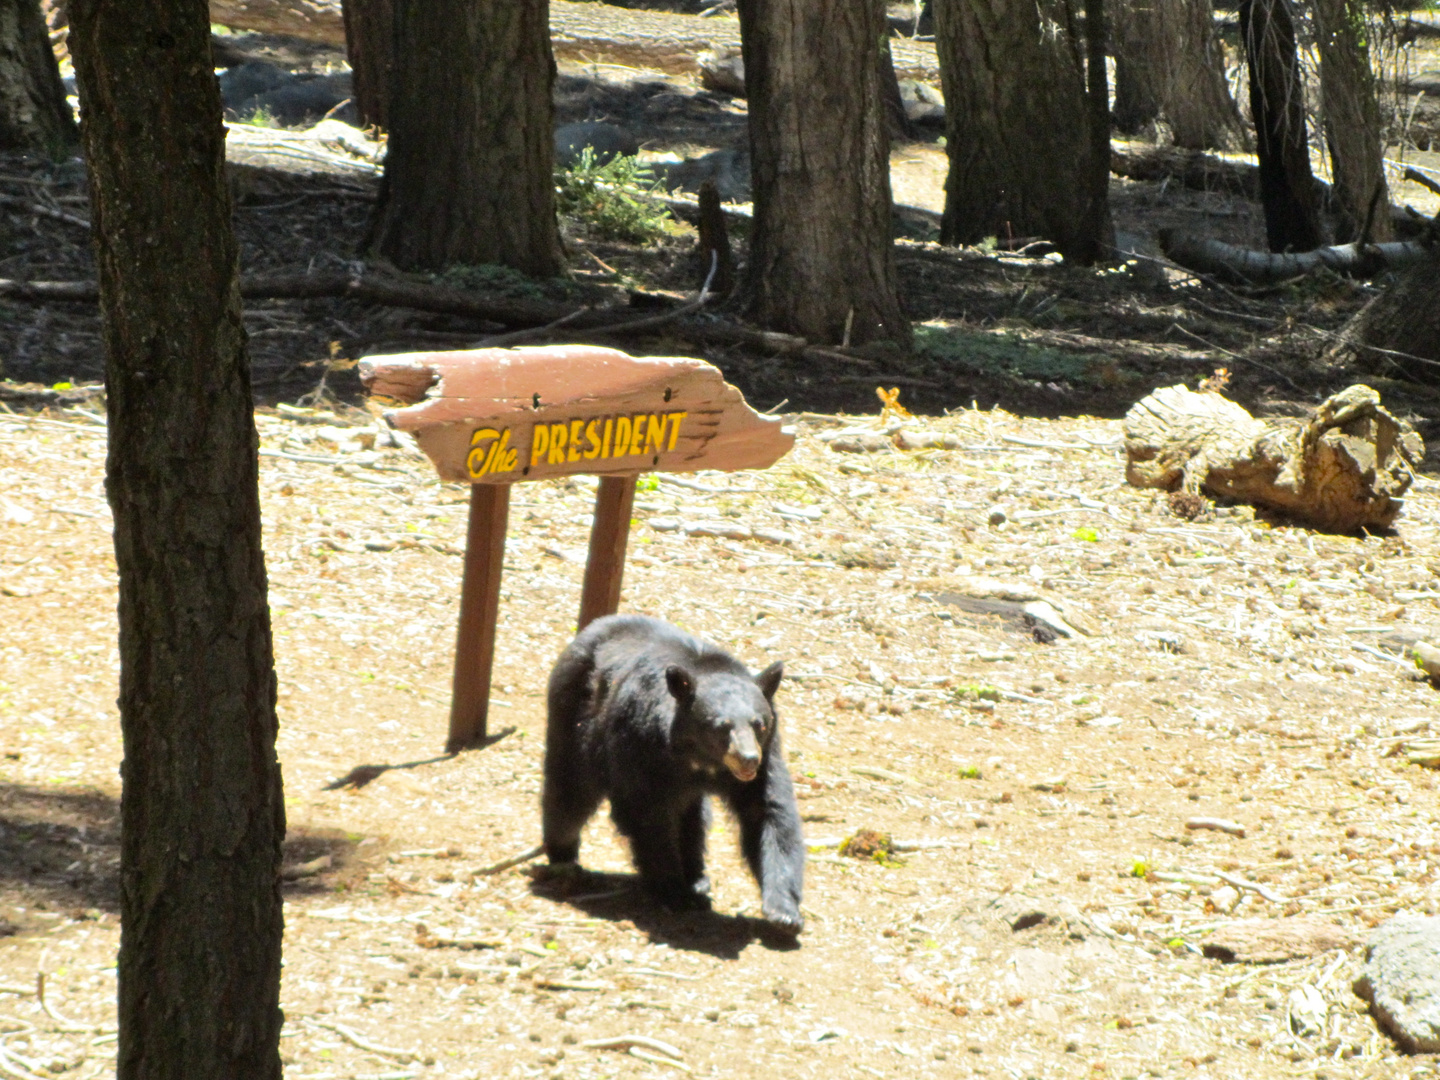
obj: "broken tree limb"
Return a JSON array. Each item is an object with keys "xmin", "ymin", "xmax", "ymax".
[
  {"xmin": 1124, "ymin": 382, "xmax": 1423, "ymax": 532},
  {"xmin": 1158, "ymin": 228, "xmax": 1433, "ymax": 284}
]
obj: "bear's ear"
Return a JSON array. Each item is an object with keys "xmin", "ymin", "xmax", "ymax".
[
  {"xmin": 665, "ymin": 665, "xmax": 695, "ymax": 704},
  {"xmin": 755, "ymin": 660, "xmax": 784, "ymax": 701}
]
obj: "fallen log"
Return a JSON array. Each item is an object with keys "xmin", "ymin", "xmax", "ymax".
[
  {"xmin": 203, "ymin": 0, "xmax": 939, "ymax": 79},
  {"xmin": 0, "ymin": 271, "xmax": 883, "ymax": 371},
  {"xmin": 1124, "ymin": 382, "xmax": 1423, "ymax": 533},
  {"xmin": 1158, "ymin": 228, "xmax": 1434, "ymax": 285}
]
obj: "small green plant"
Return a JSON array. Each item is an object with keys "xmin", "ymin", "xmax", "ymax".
[
  {"xmin": 638, "ymin": 475, "xmax": 661, "ymax": 492},
  {"xmin": 437, "ymin": 262, "xmax": 546, "ymax": 300},
  {"xmin": 555, "ymin": 148, "xmax": 671, "ymax": 244},
  {"xmin": 238, "ymin": 105, "xmax": 280, "ymax": 129},
  {"xmin": 1130, "ymin": 860, "xmax": 1151, "ymax": 878},
  {"xmin": 958, "ymin": 765, "xmax": 983, "ymax": 780},
  {"xmin": 1072, "ymin": 526, "xmax": 1099, "ymax": 542},
  {"xmin": 950, "ymin": 681, "xmax": 1001, "ymax": 703}
]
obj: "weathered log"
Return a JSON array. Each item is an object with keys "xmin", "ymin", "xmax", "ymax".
[
  {"xmin": 1125, "ymin": 382, "xmax": 1423, "ymax": 533},
  {"xmin": 209, "ymin": 0, "xmax": 345, "ymax": 44},
  {"xmin": 204, "ymin": 0, "xmax": 940, "ymax": 79},
  {"xmin": 1159, "ymin": 228, "xmax": 1433, "ymax": 285}
]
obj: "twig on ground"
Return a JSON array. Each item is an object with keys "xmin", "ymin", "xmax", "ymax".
[
  {"xmin": 37, "ymin": 973, "xmax": 91, "ymax": 1033},
  {"xmin": 1185, "ymin": 817, "xmax": 1247, "ymax": 837},
  {"xmin": 476, "ymin": 844, "xmax": 545, "ymax": 876},
  {"xmin": 306, "ymin": 1019, "xmax": 417, "ymax": 1063},
  {"xmin": 1215, "ymin": 870, "xmax": 1285, "ymax": 904},
  {"xmin": 581, "ymin": 1035, "xmax": 685, "ymax": 1060}
]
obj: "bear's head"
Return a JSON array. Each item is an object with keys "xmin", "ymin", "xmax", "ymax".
[{"xmin": 667, "ymin": 660, "xmax": 783, "ymax": 782}]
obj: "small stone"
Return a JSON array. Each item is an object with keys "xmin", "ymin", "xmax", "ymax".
[
  {"xmin": 647, "ymin": 516, "xmax": 681, "ymax": 532},
  {"xmin": 986, "ymin": 506, "xmax": 1008, "ymax": 526}
]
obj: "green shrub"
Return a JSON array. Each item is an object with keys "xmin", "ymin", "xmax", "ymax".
[{"xmin": 555, "ymin": 148, "xmax": 672, "ymax": 244}]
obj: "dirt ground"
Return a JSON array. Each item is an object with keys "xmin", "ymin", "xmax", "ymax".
[
  {"xmin": 3, "ymin": 6, "xmax": 1440, "ymax": 1079},
  {"xmin": 3, "ymin": 397, "xmax": 1440, "ymax": 1080}
]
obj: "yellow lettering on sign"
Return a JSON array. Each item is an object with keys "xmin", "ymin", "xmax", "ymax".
[
  {"xmin": 467, "ymin": 427, "xmax": 517, "ymax": 480},
  {"xmin": 530, "ymin": 425, "xmax": 549, "ymax": 468},
  {"xmin": 602, "ymin": 418, "xmax": 614, "ymax": 458},
  {"xmin": 628, "ymin": 414, "xmax": 647, "ymax": 456},
  {"xmin": 583, "ymin": 419, "xmax": 602, "ymax": 460},
  {"xmin": 643, "ymin": 413, "xmax": 667, "ymax": 455},
  {"xmin": 547, "ymin": 422, "xmax": 568, "ymax": 465},
  {"xmin": 613, "ymin": 417, "xmax": 631, "ymax": 459},
  {"xmin": 666, "ymin": 411, "xmax": 687, "ymax": 450},
  {"xmin": 568, "ymin": 419, "xmax": 585, "ymax": 463}
]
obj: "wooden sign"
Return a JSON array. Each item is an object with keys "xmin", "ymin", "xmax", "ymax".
[
  {"xmin": 361, "ymin": 344, "xmax": 794, "ymax": 483},
  {"xmin": 360, "ymin": 345, "xmax": 794, "ymax": 751}
]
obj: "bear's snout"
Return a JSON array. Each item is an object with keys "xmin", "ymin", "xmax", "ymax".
[{"xmin": 723, "ymin": 726, "xmax": 762, "ymax": 781}]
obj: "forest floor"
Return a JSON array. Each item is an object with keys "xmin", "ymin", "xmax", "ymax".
[{"xmin": 3, "ymin": 5, "xmax": 1440, "ymax": 1080}]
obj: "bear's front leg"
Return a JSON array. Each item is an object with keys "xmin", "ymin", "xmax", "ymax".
[
  {"xmin": 733, "ymin": 747, "xmax": 805, "ymax": 934},
  {"xmin": 612, "ymin": 797, "xmax": 712, "ymax": 912}
]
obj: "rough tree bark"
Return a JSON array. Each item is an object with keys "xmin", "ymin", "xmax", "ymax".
[
  {"xmin": 1126, "ymin": 382, "xmax": 1422, "ymax": 533},
  {"xmin": 371, "ymin": 0, "xmax": 561, "ymax": 275},
  {"xmin": 0, "ymin": 0, "xmax": 76, "ymax": 150},
  {"xmin": 736, "ymin": 0, "xmax": 908, "ymax": 346},
  {"xmin": 1324, "ymin": 253, "xmax": 1440, "ymax": 377},
  {"xmin": 67, "ymin": 1, "xmax": 285, "ymax": 1077},
  {"xmin": 1313, "ymin": 0, "xmax": 1391, "ymax": 242},
  {"xmin": 341, "ymin": 0, "xmax": 392, "ymax": 130},
  {"xmin": 1239, "ymin": 0, "xmax": 1324, "ymax": 251},
  {"xmin": 935, "ymin": 0, "xmax": 1111, "ymax": 263},
  {"xmin": 1113, "ymin": 0, "xmax": 1245, "ymax": 149}
]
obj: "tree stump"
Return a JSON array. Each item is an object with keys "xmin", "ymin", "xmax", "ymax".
[{"xmin": 1124, "ymin": 383, "xmax": 1423, "ymax": 532}]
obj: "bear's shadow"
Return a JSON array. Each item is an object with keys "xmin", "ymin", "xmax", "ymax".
[{"xmin": 526, "ymin": 866, "xmax": 801, "ymax": 958}]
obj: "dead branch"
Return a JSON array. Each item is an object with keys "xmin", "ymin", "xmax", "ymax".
[
  {"xmin": 1159, "ymin": 229, "xmax": 1433, "ymax": 284},
  {"xmin": 1125, "ymin": 382, "xmax": 1423, "ymax": 533}
]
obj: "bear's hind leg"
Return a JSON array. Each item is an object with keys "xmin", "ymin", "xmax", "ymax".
[
  {"xmin": 612, "ymin": 798, "xmax": 707, "ymax": 911},
  {"xmin": 542, "ymin": 774, "xmax": 601, "ymax": 865}
]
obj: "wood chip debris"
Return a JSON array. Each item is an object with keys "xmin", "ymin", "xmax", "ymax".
[{"xmin": 1184, "ymin": 816, "xmax": 1247, "ymax": 837}]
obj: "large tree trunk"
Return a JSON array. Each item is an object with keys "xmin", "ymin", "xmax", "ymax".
[
  {"xmin": 67, "ymin": 1, "xmax": 285, "ymax": 1078},
  {"xmin": 341, "ymin": 0, "xmax": 392, "ymax": 130},
  {"xmin": 735, "ymin": 0, "xmax": 908, "ymax": 346},
  {"xmin": 1114, "ymin": 0, "xmax": 1245, "ymax": 149},
  {"xmin": 0, "ymin": 0, "xmax": 76, "ymax": 150},
  {"xmin": 1313, "ymin": 0, "xmax": 1391, "ymax": 243},
  {"xmin": 370, "ymin": 0, "xmax": 561, "ymax": 275},
  {"xmin": 1126, "ymin": 382, "xmax": 1422, "ymax": 533},
  {"xmin": 1239, "ymin": 0, "xmax": 1324, "ymax": 251},
  {"xmin": 1324, "ymin": 253, "xmax": 1440, "ymax": 377},
  {"xmin": 935, "ymin": 0, "xmax": 1111, "ymax": 263}
]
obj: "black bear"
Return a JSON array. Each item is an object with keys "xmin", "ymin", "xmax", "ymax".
[{"xmin": 542, "ymin": 614, "xmax": 805, "ymax": 934}]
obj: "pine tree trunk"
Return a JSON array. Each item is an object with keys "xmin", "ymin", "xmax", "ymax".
[
  {"xmin": 736, "ymin": 0, "xmax": 908, "ymax": 346},
  {"xmin": 1313, "ymin": 0, "xmax": 1391, "ymax": 243},
  {"xmin": 1166, "ymin": 0, "xmax": 1245, "ymax": 150},
  {"xmin": 934, "ymin": 0, "xmax": 1110, "ymax": 263},
  {"xmin": 341, "ymin": 0, "xmax": 392, "ymax": 130},
  {"xmin": 371, "ymin": 0, "xmax": 561, "ymax": 275},
  {"xmin": 67, "ymin": 2, "xmax": 285, "ymax": 1078},
  {"xmin": 0, "ymin": 0, "xmax": 76, "ymax": 150},
  {"xmin": 1112, "ymin": 0, "xmax": 1164, "ymax": 134},
  {"xmin": 1239, "ymin": 0, "xmax": 1323, "ymax": 251}
]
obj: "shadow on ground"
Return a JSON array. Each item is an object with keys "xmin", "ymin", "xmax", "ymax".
[{"xmin": 526, "ymin": 864, "xmax": 801, "ymax": 958}]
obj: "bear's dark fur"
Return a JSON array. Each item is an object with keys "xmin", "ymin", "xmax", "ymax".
[{"xmin": 542, "ymin": 614, "xmax": 805, "ymax": 933}]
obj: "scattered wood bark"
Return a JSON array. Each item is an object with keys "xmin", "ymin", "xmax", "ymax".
[
  {"xmin": 1158, "ymin": 228, "xmax": 1433, "ymax": 285},
  {"xmin": 1125, "ymin": 382, "xmax": 1424, "ymax": 533},
  {"xmin": 208, "ymin": 0, "xmax": 345, "ymax": 44}
]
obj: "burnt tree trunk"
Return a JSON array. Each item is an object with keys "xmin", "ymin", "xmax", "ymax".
[
  {"xmin": 935, "ymin": 0, "xmax": 1110, "ymax": 263},
  {"xmin": 67, "ymin": 1, "xmax": 285, "ymax": 1078},
  {"xmin": 1313, "ymin": 0, "xmax": 1391, "ymax": 242},
  {"xmin": 1239, "ymin": 0, "xmax": 1323, "ymax": 251},
  {"xmin": 736, "ymin": 0, "xmax": 908, "ymax": 346},
  {"xmin": 371, "ymin": 0, "xmax": 561, "ymax": 275},
  {"xmin": 1325, "ymin": 253, "xmax": 1440, "ymax": 376},
  {"xmin": 0, "ymin": 0, "xmax": 76, "ymax": 150},
  {"xmin": 341, "ymin": 0, "xmax": 392, "ymax": 129}
]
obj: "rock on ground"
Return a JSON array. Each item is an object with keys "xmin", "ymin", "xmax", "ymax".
[{"xmin": 1353, "ymin": 915, "xmax": 1440, "ymax": 1053}]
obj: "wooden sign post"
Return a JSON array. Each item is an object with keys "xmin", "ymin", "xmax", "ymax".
[{"xmin": 360, "ymin": 345, "xmax": 795, "ymax": 752}]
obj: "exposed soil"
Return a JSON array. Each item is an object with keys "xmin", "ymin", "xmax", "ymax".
[
  {"xmin": 4, "ymin": 7, "xmax": 1440, "ymax": 1080},
  {"xmin": 3, "ymin": 401, "xmax": 1440, "ymax": 1080}
]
